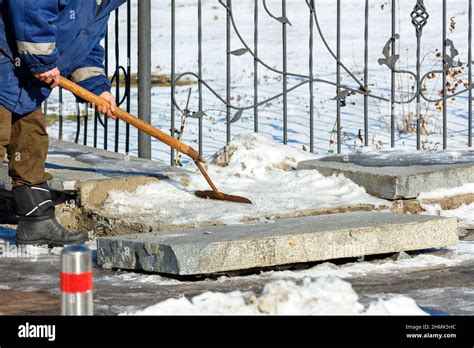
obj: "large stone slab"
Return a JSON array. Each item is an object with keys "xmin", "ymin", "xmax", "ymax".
[
  {"xmin": 298, "ymin": 149, "xmax": 474, "ymax": 200},
  {"xmin": 0, "ymin": 138, "xmax": 187, "ymax": 192},
  {"xmin": 97, "ymin": 212, "xmax": 458, "ymax": 275}
]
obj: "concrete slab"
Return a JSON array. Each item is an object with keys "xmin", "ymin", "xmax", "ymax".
[
  {"xmin": 97, "ymin": 212, "xmax": 458, "ymax": 275},
  {"xmin": 0, "ymin": 138, "xmax": 187, "ymax": 192},
  {"xmin": 298, "ymin": 149, "xmax": 474, "ymax": 200}
]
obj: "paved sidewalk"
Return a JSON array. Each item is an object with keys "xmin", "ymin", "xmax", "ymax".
[{"xmin": 0, "ymin": 226, "xmax": 472, "ymax": 315}]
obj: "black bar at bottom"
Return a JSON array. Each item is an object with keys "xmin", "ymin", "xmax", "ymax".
[{"xmin": 0, "ymin": 316, "xmax": 472, "ymax": 346}]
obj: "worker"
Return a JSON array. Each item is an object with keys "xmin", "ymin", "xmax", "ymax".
[{"xmin": 0, "ymin": 0, "xmax": 125, "ymax": 246}]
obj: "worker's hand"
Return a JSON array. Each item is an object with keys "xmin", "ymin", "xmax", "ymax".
[
  {"xmin": 97, "ymin": 92, "xmax": 117, "ymax": 119},
  {"xmin": 34, "ymin": 67, "xmax": 60, "ymax": 88}
]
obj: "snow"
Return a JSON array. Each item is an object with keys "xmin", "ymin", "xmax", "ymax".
[
  {"xmin": 256, "ymin": 277, "xmax": 363, "ymax": 315},
  {"xmin": 326, "ymin": 148, "xmax": 474, "ymax": 167},
  {"xmin": 453, "ymin": 241, "xmax": 474, "ymax": 255},
  {"xmin": 421, "ymin": 203, "xmax": 474, "ymax": 228},
  {"xmin": 364, "ymin": 297, "xmax": 428, "ymax": 316},
  {"xmin": 418, "ymin": 183, "xmax": 474, "ymax": 200},
  {"xmin": 125, "ymin": 277, "xmax": 428, "ymax": 316},
  {"xmin": 49, "ymin": 238, "xmax": 97, "ymax": 256},
  {"xmin": 104, "ymin": 133, "xmax": 387, "ymax": 224}
]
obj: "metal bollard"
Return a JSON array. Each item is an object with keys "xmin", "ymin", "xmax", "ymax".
[{"xmin": 60, "ymin": 245, "xmax": 93, "ymax": 316}]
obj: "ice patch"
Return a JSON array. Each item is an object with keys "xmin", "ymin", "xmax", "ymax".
[{"xmin": 98, "ymin": 272, "xmax": 182, "ymax": 286}]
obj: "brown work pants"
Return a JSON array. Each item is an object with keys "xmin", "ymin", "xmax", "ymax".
[{"xmin": 0, "ymin": 105, "xmax": 52, "ymax": 188}]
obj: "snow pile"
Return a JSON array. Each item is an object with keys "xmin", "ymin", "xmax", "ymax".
[
  {"xmin": 125, "ymin": 277, "xmax": 427, "ymax": 316},
  {"xmin": 104, "ymin": 134, "xmax": 386, "ymax": 224},
  {"xmin": 256, "ymin": 277, "xmax": 363, "ymax": 315},
  {"xmin": 418, "ymin": 183, "xmax": 474, "ymax": 200},
  {"xmin": 210, "ymin": 133, "xmax": 315, "ymax": 178},
  {"xmin": 365, "ymin": 297, "xmax": 428, "ymax": 316}
]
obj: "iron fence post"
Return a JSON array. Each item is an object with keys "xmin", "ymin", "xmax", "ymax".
[
  {"xmin": 470, "ymin": 0, "xmax": 473, "ymax": 147},
  {"xmin": 282, "ymin": 0, "xmax": 288, "ymax": 145},
  {"xmin": 364, "ymin": 0, "xmax": 369, "ymax": 147},
  {"xmin": 411, "ymin": 0, "xmax": 429, "ymax": 151},
  {"xmin": 336, "ymin": 0, "xmax": 341, "ymax": 154},
  {"xmin": 309, "ymin": 0, "xmax": 314, "ymax": 153},
  {"xmin": 104, "ymin": 32, "xmax": 109, "ymax": 150},
  {"xmin": 254, "ymin": 0, "xmax": 259, "ymax": 133},
  {"xmin": 126, "ymin": 0, "xmax": 131, "ymax": 155},
  {"xmin": 138, "ymin": 0, "xmax": 152, "ymax": 160},
  {"xmin": 171, "ymin": 0, "xmax": 176, "ymax": 165},
  {"xmin": 226, "ymin": 0, "xmax": 232, "ymax": 144},
  {"xmin": 391, "ymin": 0, "xmax": 396, "ymax": 148},
  {"xmin": 442, "ymin": 0, "xmax": 447, "ymax": 149},
  {"xmin": 114, "ymin": 8, "xmax": 120, "ymax": 153},
  {"xmin": 198, "ymin": 0, "xmax": 203, "ymax": 156}
]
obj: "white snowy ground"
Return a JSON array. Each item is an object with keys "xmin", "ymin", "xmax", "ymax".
[
  {"xmin": 46, "ymin": 0, "xmax": 474, "ymax": 163},
  {"xmin": 103, "ymin": 133, "xmax": 386, "ymax": 225}
]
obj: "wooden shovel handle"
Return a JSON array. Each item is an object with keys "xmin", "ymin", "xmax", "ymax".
[{"xmin": 56, "ymin": 76, "xmax": 206, "ymax": 164}]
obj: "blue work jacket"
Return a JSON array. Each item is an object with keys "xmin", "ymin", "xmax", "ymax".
[{"xmin": 0, "ymin": 0, "xmax": 126, "ymax": 115}]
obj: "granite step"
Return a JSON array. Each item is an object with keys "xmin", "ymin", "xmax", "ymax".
[{"xmin": 97, "ymin": 211, "xmax": 458, "ymax": 275}]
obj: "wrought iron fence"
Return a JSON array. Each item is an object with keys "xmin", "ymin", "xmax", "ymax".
[
  {"xmin": 45, "ymin": 0, "xmax": 474, "ymax": 164},
  {"xmin": 45, "ymin": 1, "xmax": 132, "ymax": 153}
]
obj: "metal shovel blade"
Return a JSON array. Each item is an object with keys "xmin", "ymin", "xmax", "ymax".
[{"xmin": 195, "ymin": 190, "xmax": 253, "ymax": 204}]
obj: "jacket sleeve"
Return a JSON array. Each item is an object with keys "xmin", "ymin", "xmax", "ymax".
[
  {"xmin": 7, "ymin": 0, "xmax": 60, "ymax": 73},
  {"xmin": 70, "ymin": 40, "xmax": 112, "ymax": 97}
]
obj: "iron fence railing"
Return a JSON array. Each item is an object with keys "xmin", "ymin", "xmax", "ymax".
[
  {"xmin": 45, "ymin": 1, "xmax": 132, "ymax": 153},
  {"xmin": 45, "ymin": 0, "xmax": 474, "ymax": 164}
]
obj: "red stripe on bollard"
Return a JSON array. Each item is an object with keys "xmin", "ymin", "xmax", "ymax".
[
  {"xmin": 61, "ymin": 272, "xmax": 93, "ymax": 294},
  {"xmin": 61, "ymin": 245, "xmax": 93, "ymax": 315}
]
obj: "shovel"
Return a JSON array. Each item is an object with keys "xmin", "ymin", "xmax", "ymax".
[{"xmin": 56, "ymin": 76, "xmax": 252, "ymax": 205}]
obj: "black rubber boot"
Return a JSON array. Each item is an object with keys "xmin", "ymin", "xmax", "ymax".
[{"xmin": 13, "ymin": 183, "xmax": 89, "ymax": 247}]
